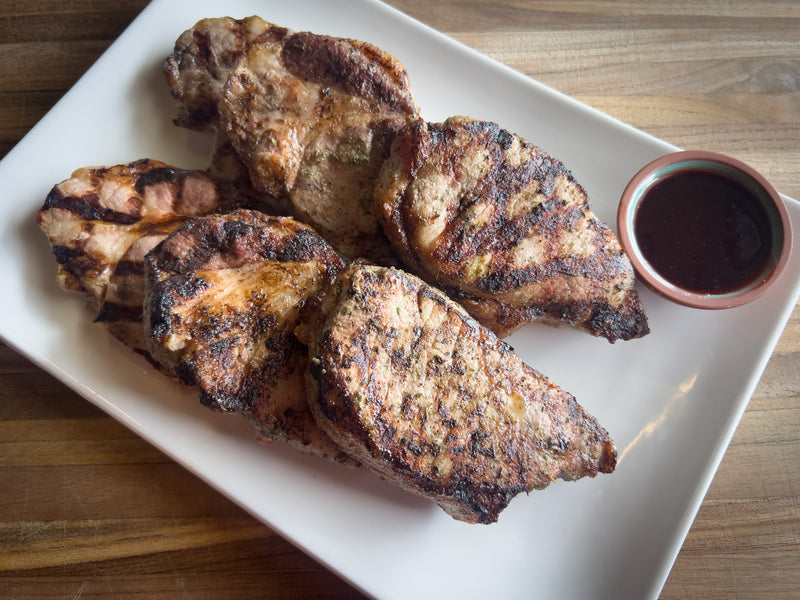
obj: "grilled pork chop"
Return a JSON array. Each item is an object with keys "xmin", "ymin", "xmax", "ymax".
[
  {"xmin": 144, "ymin": 209, "xmax": 353, "ymax": 463},
  {"xmin": 164, "ymin": 17, "xmax": 291, "ymax": 215},
  {"xmin": 163, "ymin": 16, "xmax": 289, "ymax": 130},
  {"xmin": 36, "ymin": 159, "xmax": 246, "ymax": 356},
  {"xmin": 373, "ymin": 117, "xmax": 650, "ymax": 341},
  {"xmin": 296, "ymin": 264, "xmax": 617, "ymax": 523},
  {"xmin": 219, "ymin": 31, "xmax": 418, "ymax": 261}
]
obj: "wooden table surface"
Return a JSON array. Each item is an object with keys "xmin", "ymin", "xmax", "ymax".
[{"xmin": 1, "ymin": 1, "xmax": 798, "ymax": 598}]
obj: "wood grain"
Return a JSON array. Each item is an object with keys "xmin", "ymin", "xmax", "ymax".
[{"xmin": 1, "ymin": 1, "xmax": 798, "ymax": 598}]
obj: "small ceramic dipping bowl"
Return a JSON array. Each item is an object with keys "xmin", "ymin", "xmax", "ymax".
[{"xmin": 617, "ymin": 150, "xmax": 792, "ymax": 309}]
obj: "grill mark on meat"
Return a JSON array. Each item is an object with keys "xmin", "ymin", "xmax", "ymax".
[
  {"xmin": 52, "ymin": 244, "xmax": 93, "ymax": 268},
  {"xmin": 374, "ymin": 116, "xmax": 649, "ymax": 341},
  {"xmin": 163, "ymin": 16, "xmax": 290, "ymax": 129},
  {"xmin": 146, "ymin": 272, "xmax": 210, "ymax": 340},
  {"xmin": 37, "ymin": 159, "xmax": 249, "ymax": 358},
  {"xmin": 134, "ymin": 166, "xmax": 190, "ymax": 193},
  {"xmin": 282, "ymin": 32, "xmax": 417, "ymax": 114},
  {"xmin": 154, "ymin": 214, "xmax": 344, "ymax": 275},
  {"xmin": 280, "ymin": 227, "xmax": 341, "ymax": 265},
  {"xmin": 298, "ymin": 264, "xmax": 617, "ymax": 523},
  {"xmin": 191, "ymin": 29, "xmax": 213, "ymax": 69},
  {"xmin": 50, "ymin": 248, "xmax": 103, "ymax": 292},
  {"xmin": 113, "ymin": 259, "xmax": 145, "ymax": 277},
  {"xmin": 476, "ymin": 251, "xmax": 631, "ymax": 295},
  {"xmin": 144, "ymin": 210, "xmax": 353, "ymax": 463},
  {"xmin": 94, "ymin": 301, "xmax": 143, "ymax": 323},
  {"xmin": 439, "ymin": 195, "xmax": 575, "ymax": 265},
  {"xmin": 43, "ymin": 188, "xmax": 141, "ymax": 225}
]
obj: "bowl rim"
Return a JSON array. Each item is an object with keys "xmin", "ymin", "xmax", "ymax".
[{"xmin": 617, "ymin": 150, "xmax": 793, "ymax": 309}]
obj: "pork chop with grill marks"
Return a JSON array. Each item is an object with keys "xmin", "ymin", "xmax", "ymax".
[
  {"xmin": 163, "ymin": 16, "xmax": 289, "ymax": 131},
  {"xmin": 163, "ymin": 16, "xmax": 291, "ymax": 215},
  {"xmin": 36, "ymin": 159, "xmax": 247, "ymax": 357},
  {"xmin": 144, "ymin": 209, "xmax": 353, "ymax": 463},
  {"xmin": 296, "ymin": 264, "xmax": 617, "ymax": 523},
  {"xmin": 373, "ymin": 117, "xmax": 650, "ymax": 341},
  {"xmin": 219, "ymin": 31, "xmax": 419, "ymax": 262}
]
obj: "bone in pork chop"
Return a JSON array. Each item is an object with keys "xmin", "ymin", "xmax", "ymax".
[
  {"xmin": 36, "ymin": 159, "xmax": 247, "ymax": 357},
  {"xmin": 219, "ymin": 31, "xmax": 418, "ymax": 262},
  {"xmin": 373, "ymin": 116, "xmax": 650, "ymax": 341},
  {"xmin": 144, "ymin": 209, "xmax": 354, "ymax": 463},
  {"xmin": 296, "ymin": 264, "xmax": 617, "ymax": 523}
]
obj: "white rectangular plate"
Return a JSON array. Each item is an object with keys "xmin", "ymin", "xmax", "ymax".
[{"xmin": 3, "ymin": 1, "xmax": 799, "ymax": 598}]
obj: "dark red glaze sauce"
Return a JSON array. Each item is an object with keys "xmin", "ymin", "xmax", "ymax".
[{"xmin": 634, "ymin": 169, "xmax": 773, "ymax": 294}]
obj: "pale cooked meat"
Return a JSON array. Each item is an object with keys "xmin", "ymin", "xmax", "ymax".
[
  {"xmin": 296, "ymin": 264, "xmax": 617, "ymax": 524},
  {"xmin": 206, "ymin": 132, "xmax": 292, "ymax": 216},
  {"xmin": 219, "ymin": 32, "xmax": 418, "ymax": 262},
  {"xmin": 373, "ymin": 117, "xmax": 650, "ymax": 341},
  {"xmin": 36, "ymin": 159, "xmax": 246, "ymax": 356},
  {"xmin": 144, "ymin": 209, "xmax": 354, "ymax": 463},
  {"xmin": 163, "ymin": 16, "xmax": 289, "ymax": 130},
  {"xmin": 289, "ymin": 114, "xmax": 406, "ymax": 263}
]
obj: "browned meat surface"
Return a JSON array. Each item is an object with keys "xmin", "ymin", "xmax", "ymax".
[
  {"xmin": 36, "ymin": 159, "xmax": 246, "ymax": 356},
  {"xmin": 206, "ymin": 132, "xmax": 292, "ymax": 216},
  {"xmin": 219, "ymin": 31, "xmax": 418, "ymax": 262},
  {"xmin": 144, "ymin": 209, "xmax": 353, "ymax": 463},
  {"xmin": 296, "ymin": 264, "xmax": 617, "ymax": 523},
  {"xmin": 373, "ymin": 117, "xmax": 650, "ymax": 341},
  {"xmin": 163, "ymin": 17, "xmax": 291, "ymax": 215},
  {"xmin": 163, "ymin": 16, "xmax": 289, "ymax": 130}
]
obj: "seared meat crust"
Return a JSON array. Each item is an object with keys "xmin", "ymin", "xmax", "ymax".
[
  {"xmin": 373, "ymin": 117, "xmax": 649, "ymax": 341},
  {"xmin": 144, "ymin": 210, "xmax": 353, "ymax": 463},
  {"xmin": 297, "ymin": 264, "xmax": 617, "ymax": 523},
  {"xmin": 36, "ymin": 159, "xmax": 246, "ymax": 356},
  {"xmin": 144, "ymin": 209, "xmax": 341, "ymax": 410},
  {"xmin": 219, "ymin": 32, "xmax": 418, "ymax": 261},
  {"xmin": 163, "ymin": 16, "xmax": 289, "ymax": 130},
  {"xmin": 163, "ymin": 17, "xmax": 292, "ymax": 215}
]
